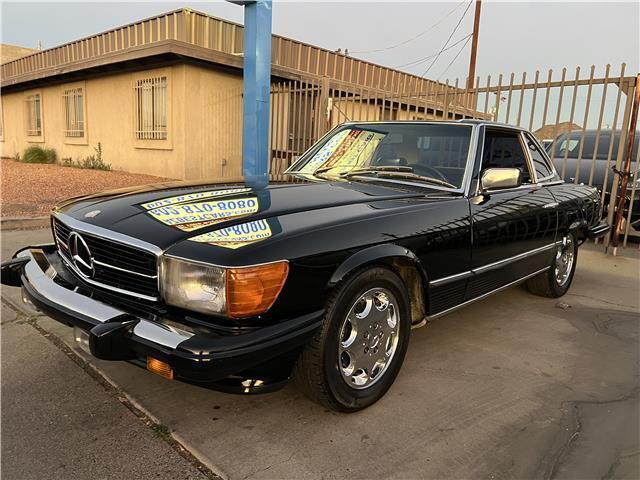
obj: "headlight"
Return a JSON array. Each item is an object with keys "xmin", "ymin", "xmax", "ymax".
[
  {"xmin": 161, "ymin": 257, "xmax": 226, "ymax": 316},
  {"xmin": 160, "ymin": 256, "xmax": 289, "ymax": 319}
]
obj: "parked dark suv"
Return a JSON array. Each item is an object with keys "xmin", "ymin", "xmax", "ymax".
[{"xmin": 547, "ymin": 130, "xmax": 639, "ymax": 232}]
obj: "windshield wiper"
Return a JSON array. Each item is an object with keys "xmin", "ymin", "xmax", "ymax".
[{"xmin": 339, "ymin": 166, "xmax": 457, "ymax": 189}]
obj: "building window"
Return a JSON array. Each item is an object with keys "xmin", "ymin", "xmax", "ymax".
[
  {"xmin": 26, "ymin": 94, "xmax": 42, "ymax": 136},
  {"xmin": 134, "ymin": 76, "xmax": 167, "ymax": 140},
  {"xmin": 63, "ymin": 87, "xmax": 84, "ymax": 137}
]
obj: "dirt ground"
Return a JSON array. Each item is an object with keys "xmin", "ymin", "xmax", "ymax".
[{"xmin": 0, "ymin": 159, "xmax": 172, "ymax": 218}]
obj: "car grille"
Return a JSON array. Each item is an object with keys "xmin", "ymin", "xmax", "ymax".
[{"xmin": 53, "ymin": 217, "xmax": 159, "ymax": 300}]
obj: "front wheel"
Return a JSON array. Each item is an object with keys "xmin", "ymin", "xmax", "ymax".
[
  {"xmin": 526, "ymin": 232, "xmax": 578, "ymax": 298},
  {"xmin": 292, "ymin": 266, "xmax": 411, "ymax": 412}
]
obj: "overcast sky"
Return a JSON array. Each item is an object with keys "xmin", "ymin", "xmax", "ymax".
[{"xmin": 1, "ymin": 1, "xmax": 638, "ymax": 82}]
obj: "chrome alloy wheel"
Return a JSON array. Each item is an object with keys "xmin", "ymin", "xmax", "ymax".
[
  {"xmin": 555, "ymin": 235, "xmax": 575, "ymax": 287},
  {"xmin": 337, "ymin": 288, "xmax": 400, "ymax": 389}
]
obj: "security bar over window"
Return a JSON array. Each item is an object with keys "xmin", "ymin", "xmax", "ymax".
[
  {"xmin": 63, "ymin": 87, "xmax": 84, "ymax": 137},
  {"xmin": 26, "ymin": 94, "xmax": 42, "ymax": 136},
  {"xmin": 134, "ymin": 76, "xmax": 167, "ymax": 140}
]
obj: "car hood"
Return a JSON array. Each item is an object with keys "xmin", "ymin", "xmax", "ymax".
[{"xmin": 55, "ymin": 179, "xmax": 441, "ymax": 254}]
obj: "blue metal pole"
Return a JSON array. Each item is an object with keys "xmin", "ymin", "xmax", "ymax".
[{"xmin": 240, "ymin": 0, "xmax": 272, "ymax": 189}]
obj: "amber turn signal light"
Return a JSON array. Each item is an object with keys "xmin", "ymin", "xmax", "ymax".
[
  {"xmin": 226, "ymin": 261, "xmax": 289, "ymax": 319},
  {"xmin": 147, "ymin": 356, "xmax": 174, "ymax": 380}
]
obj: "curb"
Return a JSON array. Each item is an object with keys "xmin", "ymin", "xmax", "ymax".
[{"xmin": 1, "ymin": 216, "xmax": 49, "ymax": 230}]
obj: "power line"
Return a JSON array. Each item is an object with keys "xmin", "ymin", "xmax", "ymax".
[
  {"xmin": 394, "ymin": 33, "xmax": 472, "ymax": 69},
  {"xmin": 437, "ymin": 34, "xmax": 473, "ymax": 81},
  {"xmin": 420, "ymin": 0, "xmax": 473, "ymax": 78},
  {"xmin": 348, "ymin": 0, "xmax": 467, "ymax": 55}
]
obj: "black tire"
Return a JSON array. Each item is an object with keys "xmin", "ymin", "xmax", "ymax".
[
  {"xmin": 526, "ymin": 232, "xmax": 578, "ymax": 298},
  {"xmin": 292, "ymin": 266, "xmax": 411, "ymax": 412}
]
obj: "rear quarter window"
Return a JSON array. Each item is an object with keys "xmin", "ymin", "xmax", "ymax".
[{"xmin": 525, "ymin": 133, "xmax": 554, "ymax": 179}]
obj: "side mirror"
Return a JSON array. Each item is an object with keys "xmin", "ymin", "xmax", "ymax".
[{"xmin": 481, "ymin": 168, "xmax": 522, "ymax": 191}]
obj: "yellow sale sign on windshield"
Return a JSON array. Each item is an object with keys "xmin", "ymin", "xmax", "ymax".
[{"xmin": 299, "ymin": 129, "xmax": 386, "ymax": 174}]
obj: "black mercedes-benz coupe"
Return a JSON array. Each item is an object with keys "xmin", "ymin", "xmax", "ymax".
[{"xmin": 2, "ymin": 120, "xmax": 609, "ymax": 412}]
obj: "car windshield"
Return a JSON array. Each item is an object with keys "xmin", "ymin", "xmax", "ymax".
[{"xmin": 288, "ymin": 123, "xmax": 473, "ymax": 189}]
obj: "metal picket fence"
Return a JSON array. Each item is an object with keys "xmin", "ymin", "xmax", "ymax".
[{"xmin": 264, "ymin": 64, "xmax": 639, "ymax": 248}]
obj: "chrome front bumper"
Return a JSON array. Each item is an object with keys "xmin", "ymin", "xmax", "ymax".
[
  {"xmin": 16, "ymin": 248, "xmax": 194, "ymax": 349},
  {"xmin": 3, "ymin": 246, "xmax": 323, "ymax": 388}
]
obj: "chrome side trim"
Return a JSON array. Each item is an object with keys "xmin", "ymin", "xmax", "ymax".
[
  {"xmin": 18, "ymin": 249, "xmax": 122, "ymax": 323},
  {"xmin": 427, "ymin": 266, "xmax": 551, "ymax": 320},
  {"xmin": 543, "ymin": 202, "xmax": 560, "ymax": 209},
  {"xmin": 429, "ymin": 270, "xmax": 474, "ymax": 287},
  {"xmin": 429, "ymin": 242, "xmax": 559, "ymax": 287},
  {"xmin": 93, "ymin": 259, "xmax": 158, "ymax": 279},
  {"xmin": 53, "ymin": 212, "xmax": 163, "ymax": 256},
  {"xmin": 58, "ymin": 249, "xmax": 159, "ymax": 302},
  {"xmin": 472, "ymin": 242, "xmax": 559, "ymax": 275}
]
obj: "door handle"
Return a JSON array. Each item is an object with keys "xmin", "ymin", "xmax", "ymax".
[{"xmin": 543, "ymin": 202, "xmax": 559, "ymax": 209}]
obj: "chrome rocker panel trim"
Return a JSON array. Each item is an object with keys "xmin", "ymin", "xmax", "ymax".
[
  {"xmin": 429, "ymin": 241, "xmax": 561, "ymax": 288},
  {"xmin": 426, "ymin": 266, "xmax": 551, "ymax": 321}
]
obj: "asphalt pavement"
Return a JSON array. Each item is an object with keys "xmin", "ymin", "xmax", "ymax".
[
  {"xmin": 2, "ymin": 228, "xmax": 639, "ymax": 479},
  {"xmin": 1, "ymin": 229, "xmax": 213, "ymax": 480}
]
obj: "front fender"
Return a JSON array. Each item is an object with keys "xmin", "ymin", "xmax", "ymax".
[{"xmin": 327, "ymin": 243, "xmax": 428, "ymax": 287}]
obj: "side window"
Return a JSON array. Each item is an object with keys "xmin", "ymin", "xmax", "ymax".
[
  {"xmin": 482, "ymin": 129, "xmax": 532, "ymax": 182},
  {"xmin": 525, "ymin": 133, "xmax": 553, "ymax": 179},
  {"xmin": 26, "ymin": 93, "xmax": 42, "ymax": 137}
]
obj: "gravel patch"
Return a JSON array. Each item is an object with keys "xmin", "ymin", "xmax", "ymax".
[{"xmin": 1, "ymin": 159, "xmax": 173, "ymax": 218}]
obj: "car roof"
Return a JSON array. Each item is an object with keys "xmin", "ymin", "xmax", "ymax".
[{"xmin": 341, "ymin": 119, "xmax": 527, "ymax": 131}]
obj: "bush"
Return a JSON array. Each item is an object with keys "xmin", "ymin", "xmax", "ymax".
[
  {"xmin": 61, "ymin": 143, "xmax": 111, "ymax": 171},
  {"xmin": 21, "ymin": 145, "xmax": 57, "ymax": 164}
]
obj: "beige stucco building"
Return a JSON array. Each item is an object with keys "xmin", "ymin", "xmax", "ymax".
[{"xmin": 0, "ymin": 9, "xmax": 480, "ymax": 180}]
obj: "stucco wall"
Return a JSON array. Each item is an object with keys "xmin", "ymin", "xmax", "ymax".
[
  {"xmin": 181, "ymin": 64, "xmax": 244, "ymax": 180},
  {"xmin": 0, "ymin": 64, "xmax": 246, "ymax": 180}
]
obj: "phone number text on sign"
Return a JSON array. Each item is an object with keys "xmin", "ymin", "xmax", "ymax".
[
  {"xmin": 147, "ymin": 198, "xmax": 259, "ymax": 228},
  {"xmin": 189, "ymin": 219, "xmax": 273, "ymax": 249}
]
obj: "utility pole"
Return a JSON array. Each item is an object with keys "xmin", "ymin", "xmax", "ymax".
[
  {"xmin": 611, "ymin": 74, "xmax": 640, "ymax": 253},
  {"xmin": 467, "ymin": 0, "xmax": 482, "ymax": 90},
  {"xmin": 227, "ymin": 0, "xmax": 273, "ymax": 189}
]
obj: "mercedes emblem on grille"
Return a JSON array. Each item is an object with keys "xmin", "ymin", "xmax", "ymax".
[{"xmin": 67, "ymin": 232, "xmax": 94, "ymax": 278}]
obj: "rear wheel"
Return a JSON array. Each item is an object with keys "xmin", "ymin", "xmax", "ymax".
[
  {"xmin": 526, "ymin": 232, "xmax": 578, "ymax": 298},
  {"xmin": 292, "ymin": 266, "xmax": 411, "ymax": 412}
]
